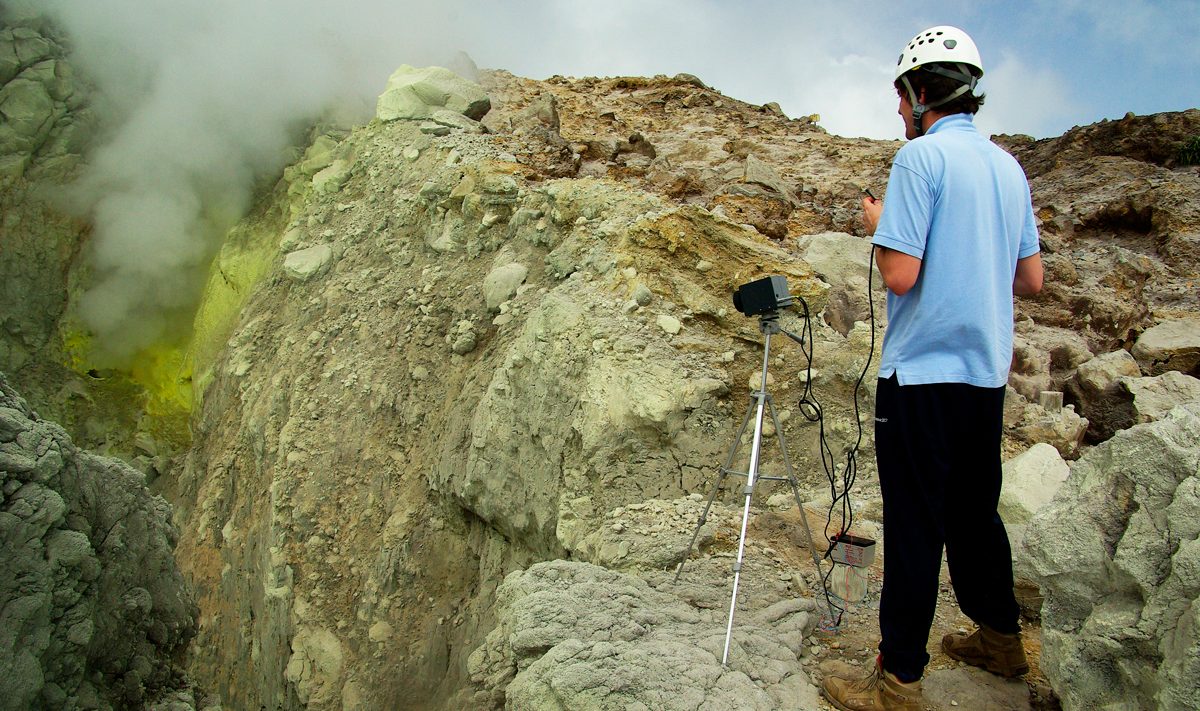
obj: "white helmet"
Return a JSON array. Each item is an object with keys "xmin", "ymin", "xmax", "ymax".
[
  {"xmin": 895, "ymin": 26, "xmax": 983, "ymax": 80},
  {"xmin": 894, "ymin": 26, "xmax": 984, "ymax": 136}
]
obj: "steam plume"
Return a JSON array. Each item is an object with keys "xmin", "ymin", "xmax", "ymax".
[{"xmin": 22, "ymin": 0, "xmax": 473, "ymax": 363}]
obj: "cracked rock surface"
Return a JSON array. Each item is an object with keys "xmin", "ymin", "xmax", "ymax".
[{"xmin": 0, "ymin": 374, "xmax": 195, "ymax": 711}]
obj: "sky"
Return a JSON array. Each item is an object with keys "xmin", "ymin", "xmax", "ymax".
[
  {"xmin": 6, "ymin": 0, "xmax": 1197, "ymax": 361},
  {"xmin": 467, "ymin": 0, "xmax": 1200, "ymax": 140}
]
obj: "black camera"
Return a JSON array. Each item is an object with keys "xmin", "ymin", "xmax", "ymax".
[{"xmin": 732, "ymin": 276, "xmax": 793, "ymax": 316}]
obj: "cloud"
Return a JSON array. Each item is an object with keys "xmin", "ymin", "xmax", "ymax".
[
  {"xmin": 1039, "ymin": 0, "xmax": 1200, "ymax": 65},
  {"xmin": 972, "ymin": 51, "xmax": 1083, "ymax": 138},
  {"xmin": 788, "ymin": 54, "xmax": 902, "ymax": 140}
]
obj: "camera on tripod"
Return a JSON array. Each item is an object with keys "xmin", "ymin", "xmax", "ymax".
[{"xmin": 732, "ymin": 276, "xmax": 794, "ymax": 316}]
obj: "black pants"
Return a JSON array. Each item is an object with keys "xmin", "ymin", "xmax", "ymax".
[{"xmin": 874, "ymin": 375, "xmax": 1020, "ymax": 681}]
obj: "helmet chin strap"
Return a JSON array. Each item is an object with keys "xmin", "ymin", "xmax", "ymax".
[{"xmin": 901, "ymin": 63, "xmax": 978, "ymax": 137}]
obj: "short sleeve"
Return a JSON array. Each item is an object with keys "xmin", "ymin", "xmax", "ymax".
[
  {"xmin": 872, "ymin": 150, "xmax": 934, "ymax": 260},
  {"xmin": 1018, "ymin": 188, "xmax": 1040, "ymax": 259}
]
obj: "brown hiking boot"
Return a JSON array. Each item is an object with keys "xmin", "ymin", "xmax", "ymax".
[
  {"xmin": 821, "ymin": 659, "xmax": 922, "ymax": 711},
  {"xmin": 941, "ymin": 625, "xmax": 1030, "ymax": 677}
]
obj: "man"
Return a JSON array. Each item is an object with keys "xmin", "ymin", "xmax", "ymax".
[{"xmin": 821, "ymin": 26, "xmax": 1044, "ymax": 711}]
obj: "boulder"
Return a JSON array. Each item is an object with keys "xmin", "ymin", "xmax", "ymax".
[
  {"xmin": 743, "ymin": 153, "xmax": 795, "ymax": 203},
  {"xmin": 311, "ymin": 158, "xmax": 351, "ymax": 194},
  {"xmin": 1010, "ymin": 335, "xmax": 1052, "ymax": 403},
  {"xmin": 1021, "ymin": 403, "xmax": 1200, "ymax": 711},
  {"xmin": 794, "ymin": 232, "xmax": 877, "ymax": 336},
  {"xmin": 1119, "ymin": 371, "xmax": 1200, "ymax": 424},
  {"xmin": 283, "ymin": 244, "xmax": 333, "ymax": 282},
  {"xmin": 1133, "ymin": 318, "xmax": 1200, "ymax": 377},
  {"xmin": 375, "ymin": 65, "xmax": 491, "ymax": 123},
  {"xmin": 482, "ymin": 262, "xmax": 527, "ymax": 311},
  {"xmin": 466, "ymin": 560, "xmax": 819, "ymax": 711},
  {"xmin": 427, "ymin": 109, "xmax": 485, "ymax": 134},
  {"xmin": 999, "ymin": 443, "xmax": 1070, "ymax": 525},
  {"xmin": 1065, "ymin": 349, "xmax": 1141, "ymax": 442},
  {"xmin": 0, "ymin": 26, "xmax": 88, "ymax": 181},
  {"xmin": 1008, "ymin": 390, "xmax": 1088, "ymax": 460},
  {"xmin": 1012, "ymin": 321, "xmax": 1094, "ymax": 392},
  {"xmin": 657, "ymin": 313, "xmax": 682, "ymax": 335},
  {"xmin": 0, "ymin": 77, "xmax": 56, "ymax": 153},
  {"xmin": 923, "ymin": 667, "xmax": 1031, "ymax": 711}
]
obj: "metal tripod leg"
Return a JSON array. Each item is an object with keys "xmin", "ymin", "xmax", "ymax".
[
  {"xmin": 673, "ymin": 394, "xmax": 759, "ymax": 584},
  {"xmin": 673, "ymin": 319, "xmax": 834, "ymax": 667}
]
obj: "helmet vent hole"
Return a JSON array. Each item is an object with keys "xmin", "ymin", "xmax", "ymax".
[{"xmin": 944, "ymin": 39, "xmax": 957, "ymax": 49}]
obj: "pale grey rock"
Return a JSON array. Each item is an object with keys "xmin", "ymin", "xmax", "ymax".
[
  {"xmin": 1013, "ymin": 321, "xmax": 1095, "ymax": 392},
  {"xmin": 428, "ymin": 109, "xmax": 485, "ymax": 134},
  {"xmin": 1133, "ymin": 318, "xmax": 1200, "ymax": 376},
  {"xmin": 631, "ymin": 283, "xmax": 653, "ymax": 306},
  {"xmin": 1010, "ymin": 335, "xmax": 1052, "ymax": 403},
  {"xmin": 923, "ymin": 667, "xmax": 1031, "ymax": 711},
  {"xmin": 284, "ymin": 626, "xmax": 344, "ymax": 707},
  {"xmin": 509, "ymin": 93, "xmax": 561, "ymax": 135},
  {"xmin": 418, "ymin": 121, "xmax": 451, "ymax": 136},
  {"xmin": 297, "ymin": 134, "xmax": 340, "ymax": 177},
  {"xmin": 482, "ymin": 262, "xmax": 528, "ymax": 311},
  {"xmin": 793, "ymin": 232, "xmax": 877, "ymax": 336},
  {"xmin": 1119, "ymin": 371, "xmax": 1200, "ymax": 424},
  {"xmin": 0, "ymin": 375, "xmax": 194, "ymax": 711},
  {"xmin": 0, "ymin": 78, "xmax": 55, "ymax": 153},
  {"xmin": 1000, "ymin": 443, "xmax": 1070, "ymax": 525},
  {"xmin": 466, "ymin": 560, "xmax": 818, "ymax": 711},
  {"xmin": 743, "ymin": 154, "xmax": 794, "ymax": 203},
  {"xmin": 1065, "ymin": 349, "xmax": 1142, "ymax": 442},
  {"xmin": 0, "ymin": 25, "xmax": 92, "ymax": 181},
  {"xmin": 657, "ymin": 313, "xmax": 682, "ymax": 335},
  {"xmin": 451, "ymin": 320, "xmax": 478, "ymax": 355},
  {"xmin": 283, "ymin": 244, "xmax": 333, "ymax": 282},
  {"xmin": 430, "ymin": 287, "xmax": 727, "ymax": 554},
  {"xmin": 312, "ymin": 159, "xmax": 351, "ymax": 194},
  {"xmin": 1071, "ymin": 349, "xmax": 1141, "ymax": 392},
  {"xmin": 1022, "ymin": 403, "xmax": 1200, "ymax": 711},
  {"xmin": 1009, "ymin": 395, "xmax": 1088, "ymax": 460},
  {"xmin": 375, "ymin": 65, "xmax": 491, "ymax": 122}
]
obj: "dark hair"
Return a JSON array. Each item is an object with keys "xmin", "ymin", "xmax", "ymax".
[{"xmin": 895, "ymin": 62, "xmax": 986, "ymax": 115}]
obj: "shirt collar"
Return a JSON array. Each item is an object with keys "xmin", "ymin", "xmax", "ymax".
[{"xmin": 926, "ymin": 113, "xmax": 975, "ymax": 136}]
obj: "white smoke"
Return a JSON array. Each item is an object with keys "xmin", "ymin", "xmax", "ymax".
[{"xmin": 25, "ymin": 0, "xmax": 475, "ymax": 363}]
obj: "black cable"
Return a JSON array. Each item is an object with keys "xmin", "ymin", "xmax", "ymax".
[{"xmin": 789, "ymin": 244, "xmax": 879, "ymax": 628}]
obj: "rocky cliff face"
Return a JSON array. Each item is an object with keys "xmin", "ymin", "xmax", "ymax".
[
  {"xmin": 160, "ymin": 68, "xmax": 1200, "ymax": 710},
  {"xmin": 0, "ymin": 375, "xmax": 195, "ymax": 710},
  {"xmin": 2, "ymin": 20, "xmax": 1199, "ymax": 711}
]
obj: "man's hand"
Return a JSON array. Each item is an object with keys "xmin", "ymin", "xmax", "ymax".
[{"xmin": 861, "ymin": 196, "xmax": 883, "ymax": 236}]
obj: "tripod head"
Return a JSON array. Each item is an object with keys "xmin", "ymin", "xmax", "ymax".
[{"xmin": 757, "ymin": 310, "xmax": 782, "ymax": 335}]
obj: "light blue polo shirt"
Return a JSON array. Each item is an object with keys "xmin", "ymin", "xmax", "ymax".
[{"xmin": 872, "ymin": 113, "xmax": 1040, "ymax": 387}]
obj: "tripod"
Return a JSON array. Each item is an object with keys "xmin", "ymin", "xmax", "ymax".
[{"xmin": 674, "ymin": 310, "xmax": 833, "ymax": 666}]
